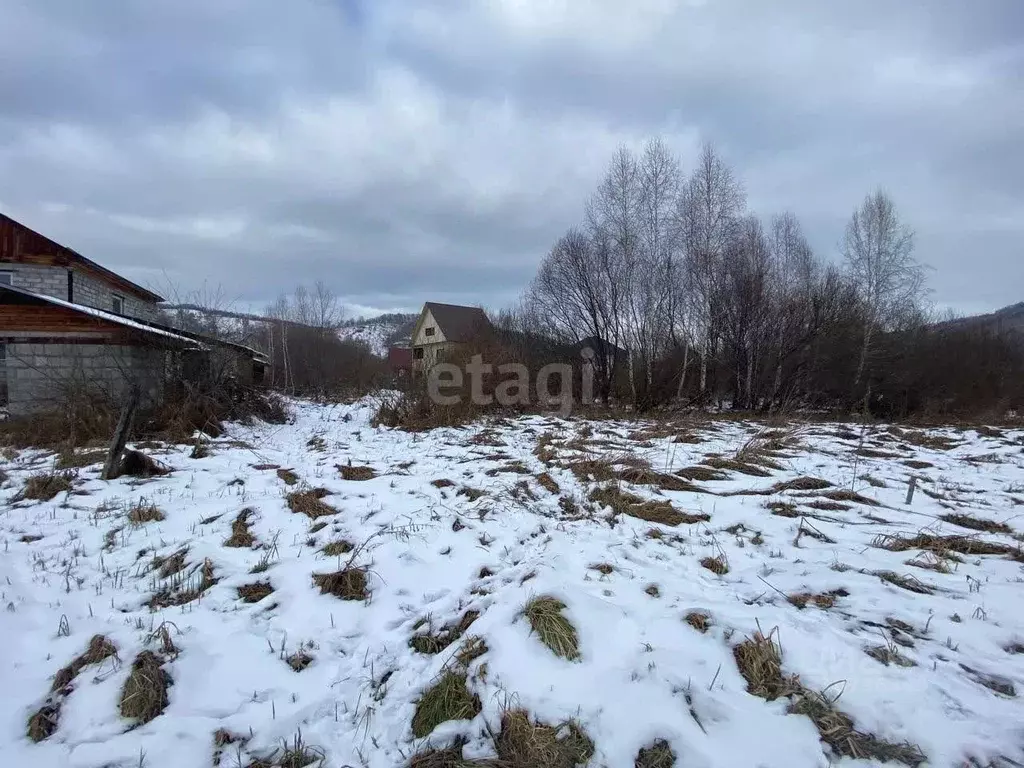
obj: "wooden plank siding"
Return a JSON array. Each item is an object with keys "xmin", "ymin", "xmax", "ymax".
[{"xmin": 0, "ymin": 304, "xmax": 121, "ymax": 334}]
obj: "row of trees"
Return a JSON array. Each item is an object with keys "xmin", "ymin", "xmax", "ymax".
[{"xmin": 516, "ymin": 139, "xmax": 1020, "ymax": 417}]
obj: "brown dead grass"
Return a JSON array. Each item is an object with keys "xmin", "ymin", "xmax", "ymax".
[
  {"xmin": 224, "ymin": 508, "xmax": 256, "ymax": 548},
  {"xmin": 767, "ymin": 501, "xmax": 801, "ymax": 517},
  {"xmin": 676, "ymin": 466, "xmax": 729, "ymax": 482},
  {"xmin": 588, "ymin": 485, "xmax": 703, "ymax": 526},
  {"xmin": 618, "ymin": 467, "xmax": 705, "ymax": 493},
  {"xmin": 411, "ymin": 671, "xmax": 482, "ymax": 738},
  {"xmin": 635, "ymin": 739, "xmax": 676, "ymax": 768},
  {"xmin": 26, "ymin": 701, "xmax": 61, "ymax": 742},
  {"xmin": 700, "ymin": 555, "xmax": 729, "ymax": 575},
  {"xmin": 734, "ymin": 628, "xmax": 925, "ymax": 765},
  {"xmin": 276, "ymin": 468, "xmax": 299, "ymax": 485},
  {"xmin": 524, "ymin": 596, "xmax": 580, "ymax": 661},
  {"xmin": 820, "ymin": 489, "xmax": 879, "ymax": 507},
  {"xmin": 153, "ymin": 548, "xmax": 188, "ymax": 579},
  {"xmin": 494, "ymin": 709, "xmax": 594, "ymax": 768},
  {"xmin": 410, "ymin": 610, "xmax": 480, "ymax": 655},
  {"xmin": 536, "ymin": 472, "xmax": 560, "ymax": 494},
  {"xmin": 56, "ymin": 449, "xmax": 107, "ymax": 469},
  {"xmin": 567, "ymin": 458, "xmax": 617, "ymax": 483},
  {"xmin": 703, "ymin": 456, "xmax": 772, "ymax": 477},
  {"xmin": 685, "ymin": 612, "xmax": 711, "ymax": 633},
  {"xmin": 875, "ymin": 570, "xmax": 935, "ymax": 594},
  {"xmin": 18, "ymin": 471, "xmax": 74, "ymax": 501},
  {"xmin": 432, "ymin": 478, "xmax": 455, "ymax": 488},
  {"xmin": 119, "ymin": 651, "xmax": 171, "ymax": 725},
  {"xmin": 321, "ymin": 539, "xmax": 354, "ymax": 557},
  {"xmin": 149, "ymin": 558, "xmax": 217, "ymax": 608},
  {"xmin": 874, "ymin": 532, "xmax": 1018, "ymax": 559},
  {"xmin": 52, "ymin": 635, "xmax": 118, "ymax": 693},
  {"xmin": 788, "ymin": 592, "xmax": 840, "ymax": 610},
  {"xmin": 339, "ymin": 464, "xmax": 376, "ymax": 481},
  {"xmin": 128, "ymin": 500, "xmax": 165, "ymax": 525},
  {"xmin": 287, "ymin": 488, "xmax": 338, "ymax": 519},
  {"xmin": 939, "ymin": 513, "xmax": 1013, "ymax": 535},
  {"xmin": 286, "ymin": 650, "xmax": 314, "ymax": 672},
  {"xmin": 313, "ymin": 567, "xmax": 369, "ymax": 601},
  {"xmin": 774, "ymin": 477, "xmax": 832, "ymax": 492},
  {"xmin": 903, "ymin": 460, "xmax": 934, "ymax": 470},
  {"xmin": 237, "ymin": 581, "xmax": 274, "ymax": 603}
]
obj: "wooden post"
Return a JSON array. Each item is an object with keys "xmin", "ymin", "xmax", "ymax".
[
  {"xmin": 905, "ymin": 476, "xmax": 917, "ymax": 505},
  {"xmin": 102, "ymin": 390, "xmax": 139, "ymax": 481}
]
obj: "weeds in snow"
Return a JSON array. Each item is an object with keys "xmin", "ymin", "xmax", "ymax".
[{"xmin": 523, "ymin": 596, "xmax": 580, "ymax": 661}]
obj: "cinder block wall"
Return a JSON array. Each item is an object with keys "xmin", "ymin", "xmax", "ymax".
[
  {"xmin": 2, "ymin": 264, "xmax": 159, "ymax": 320},
  {"xmin": 5, "ymin": 343, "xmax": 165, "ymax": 416}
]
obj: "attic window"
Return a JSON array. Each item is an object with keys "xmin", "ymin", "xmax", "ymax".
[
  {"xmin": 413, "ymin": 347, "xmax": 424, "ymax": 359},
  {"xmin": 424, "ymin": 327, "xmax": 435, "ymax": 337},
  {"xmin": 112, "ymin": 295, "xmax": 124, "ymax": 315}
]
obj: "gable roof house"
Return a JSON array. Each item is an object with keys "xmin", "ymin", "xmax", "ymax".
[
  {"xmin": 411, "ymin": 302, "xmax": 492, "ymax": 371},
  {"xmin": 0, "ymin": 213, "xmax": 266, "ymax": 417}
]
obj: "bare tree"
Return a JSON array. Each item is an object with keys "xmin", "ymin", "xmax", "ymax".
[{"xmin": 842, "ymin": 189, "xmax": 925, "ymax": 387}]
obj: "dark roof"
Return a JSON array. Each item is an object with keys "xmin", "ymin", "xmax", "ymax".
[
  {"xmin": 423, "ymin": 302, "xmax": 491, "ymax": 343},
  {"xmin": 0, "ymin": 212, "xmax": 164, "ymax": 303}
]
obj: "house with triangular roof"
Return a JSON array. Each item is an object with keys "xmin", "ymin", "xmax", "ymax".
[{"xmin": 410, "ymin": 302, "xmax": 491, "ymax": 371}]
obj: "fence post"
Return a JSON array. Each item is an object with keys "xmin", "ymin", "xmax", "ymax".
[
  {"xmin": 905, "ymin": 476, "xmax": 917, "ymax": 505},
  {"xmin": 102, "ymin": 389, "xmax": 139, "ymax": 481}
]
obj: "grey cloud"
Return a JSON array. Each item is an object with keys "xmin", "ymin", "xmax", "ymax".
[{"xmin": 0, "ymin": 0, "xmax": 1020, "ymax": 316}]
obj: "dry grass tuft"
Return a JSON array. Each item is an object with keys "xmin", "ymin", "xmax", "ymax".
[
  {"xmin": 339, "ymin": 464, "xmax": 376, "ymax": 481},
  {"xmin": 286, "ymin": 650, "xmax": 314, "ymax": 672},
  {"xmin": 119, "ymin": 449, "xmax": 170, "ymax": 478},
  {"xmin": 589, "ymin": 562, "xmax": 614, "ymax": 575},
  {"xmin": 524, "ymin": 596, "xmax": 580, "ymax": 661},
  {"xmin": 676, "ymin": 466, "xmax": 729, "ymax": 482},
  {"xmin": 26, "ymin": 702, "xmax": 61, "ymax": 742},
  {"xmin": 645, "ymin": 583, "xmax": 661, "ymax": 597},
  {"xmin": 56, "ymin": 449, "xmax": 107, "ymax": 469},
  {"xmin": 18, "ymin": 471, "xmax": 74, "ymax": 501},
  {"xmin": 773, "ymin": 477, "xmax": 832, "ymax": 492},
  {"xmin": 153, "ymin": 548, "xmax": 188, "ymax": 579},
  {"xmin": 865, "ymin": 645, "xmax": 916, "ymax": 668},
  {"xmin": 939, "ymin": 513, "xmax": 1013, "ymax": 535},
  {"xmin": 128, "ymin": 499, "xmax": 165, "ymax": 525},
  {"xmin": 536, "ymin": 472, "xmax": 560, "ymax": 494},
  {"xmin": 287, "ymin": 488, "xmax": 338, "ymax": 519},
  {"xmin": 893, "ymin": 428, "xmax": 958, "ymax": 451},
  {"xmin": 432, "ymin": 478, "xmax": 456, "ymax": 488},
  {"xmin": 767, "ymin": 501, "xmax": 801, "ymax": 517},
  {"xmin": 495, "ymin": 709, "xmax": 594, "ymax": 768},
  {"xmin": 52, "ymin": 634, "xmax": 118, "ymax": 693},
  {"xmin": 588, "ymin": 485, "xmax": 702, "ymax": 526},
  {"xmin": 788, "ymin": 592, "xmax": 839, "ymax": 610},
  {"xmin": 700, "ymin": 555, "xmax": 729, "ymax": 575},
  {"xmin": 820, "ymin": 489, "xmax": 879, "ymax": 507},
  {"xmin": 903, "ymin": 459, "xmax": 933, "ymax": 470},
  {"xmin": 312, "ymin": 567, "xmax": 369, "ymax": 601},
  {"xmin": 455, "ymin": 636, "xmax": 488, "ymax": 667},
  {"xmin": 874, "ymin": 532, "xmax": 1016, "ymax": 558},
  {"xmin": 410, "ymin": 610, "xmax": 480, "ymax": 655},
  {"xmin": 875, "ymin": 570, "xmax": 934, "ymax": 594},
  {"xmin": 119, "ymin": 651, "xmax": 171, "ymax": 725},
  {"xmin": 224, "ymin": 508, "xmax": 256, "ymax": 548},
  {"xmin": 703, "ymin": 456, "xmax": 771, "ymax": 477},
  {"xmin": 635, "ymin": 739, "xmax": 676, "ymax": 768},
  {"xmin": 733, "ymin": 629, "xmax": 799, "ymax": 701},
  {"xmin": 788, "ymin": 691, "xmax": 926, "ymax": 765},
  {"xmin": 149, "ymin": 558, "xmax": 217, "ymax": 608},
  {"xmin": 618, "ymin": 466, "xmax": 705, "ymax": 493},
  {"xmin": 237, "ymin": 581, "xmax": 274, "ymax": 603},
  {"xmin": 321, "ymin": 539, "xmax": 354, "ymax": 557},
  {"xmin": 567, "ymin": 458, "xmax": 617, "ymax": 483},
  {"xmin": 276, "ymin": 468, "xmax": 299, "ymax": 485},
  {"xmin": 685, "ymin": 612, "xmax": 711, "ymax": 633},
  {"xmin": 411, "ymin": 672, "xmax": 482, "ymax": 738},
  {"xmin": 458, "ymin": 486, "xmax": 486, "ymax": 502}
]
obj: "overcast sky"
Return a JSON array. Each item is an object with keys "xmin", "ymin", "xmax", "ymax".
[{"xmin": 1, "ymin": 1, "xmax": 1021, "ymax": 318}]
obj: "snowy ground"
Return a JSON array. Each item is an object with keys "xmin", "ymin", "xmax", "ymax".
[{"xmin": 2, "ymin": 400, "xmax": 1024, "ymax": 768}]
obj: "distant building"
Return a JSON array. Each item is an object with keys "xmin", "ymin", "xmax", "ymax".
[
  {"xmin": 387, "ymin": 345, "xmax": 412, "ymax": 376},
  {"xmin": 411, "ymin": 302, "xmax": 492, "ymax": 371},
  {"xmin": 0, "ymin": 212, "xmax": 266, "ymax": 416}
]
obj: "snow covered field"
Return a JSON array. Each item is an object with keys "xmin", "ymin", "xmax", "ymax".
[{"xmin": 2, "ymin": 400, "xmax": 1024, "ymax": 767}]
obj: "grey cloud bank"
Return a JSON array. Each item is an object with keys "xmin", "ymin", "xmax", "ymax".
[{"xmin": 1, "ymin": 0, "xmax": 1021, "ymax": 316}]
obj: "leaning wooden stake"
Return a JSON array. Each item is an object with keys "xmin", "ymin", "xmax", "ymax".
[
  {"xmin": 102, "ymin": 390, "xmax": 139, "ymax": 481},
  {"xmin": 905, "ymin": 476, "xmax": 917, "ymax": 505}
]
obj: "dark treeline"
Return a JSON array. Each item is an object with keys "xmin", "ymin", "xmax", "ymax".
[{"xmin": 497, "ymin": 139, "xmax": 1023, "ymax": 419}]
